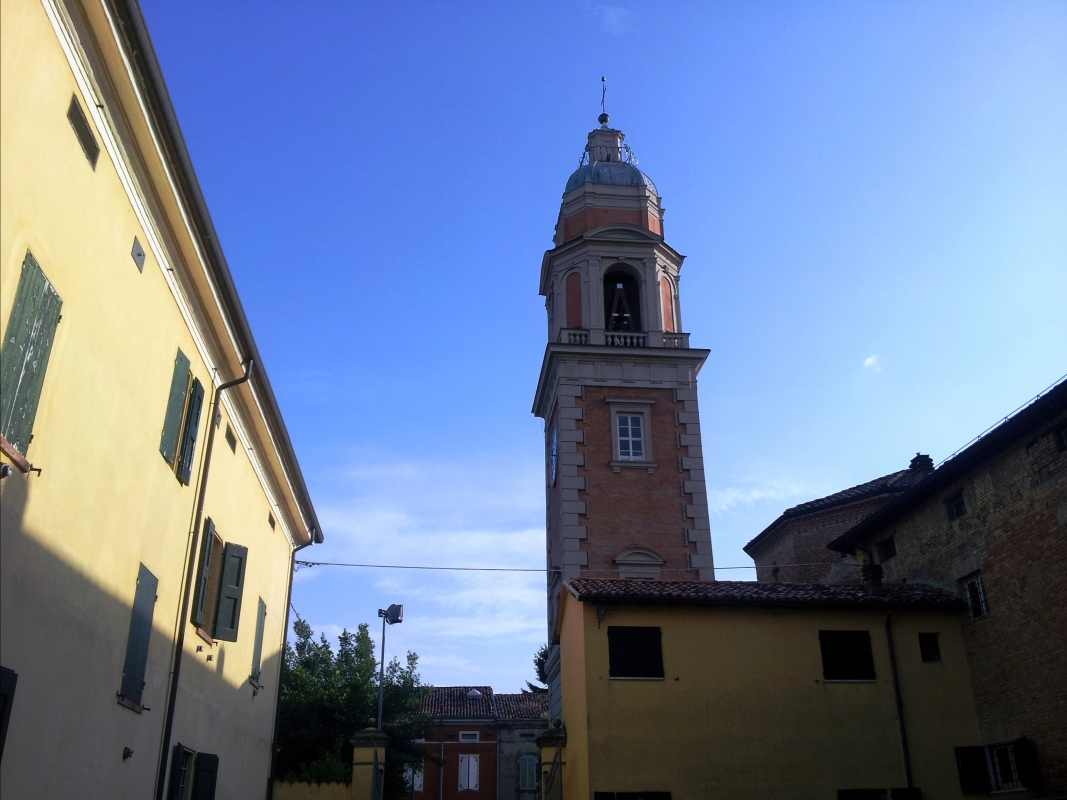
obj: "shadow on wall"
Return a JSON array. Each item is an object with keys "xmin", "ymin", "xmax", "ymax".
[{"xmin": 0, "ymin": 471, "xmax": 281, "ymax": 799}]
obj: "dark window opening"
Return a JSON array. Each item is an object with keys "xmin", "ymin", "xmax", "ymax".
[
  {"xmin": 0, "ymin": 667, "xmax": 17, "ymax": 762},
  {"xmin": 607, "ymin": 626, "xmax": 664, "ymax": 679},
  {"xmin": 169, "ymin": 747, "xmax": 218, "ymax": 800},
  {"xmin": 268, "ymin": 512, "xmax": 276, "ymax": 530},
  {"xmin": 956, "ymin": 739, "xmax": 1041, "ymax": 793},
  {"xmin": 876, "ymin": 537, "xmax": 897, "ymax": 563},
  {"xmin": 224, "ymin": 424, "xmax": 237, "ymax": 453},
  {"xmin": 962, "ymin": 573, "xmax": 989, "ymax": 619},
  {"xmin": 918, "ymin": 633, "xmax": 941, "ymax": 663},
  {"xmin": 946, "ymin": 491, "xmax": 967, "ymax": 521},
  {"xmin": 603, "ymin": 270, "xmax": 641, "ymax": 332},
  {"xmin": 1055, "ymin": 424, "xmax": 1067, "ymax": 453},
  {"xmin": 67, "ymin": 95, "xmax": 100, "ymax": 168},
  {"xmin": 819, "ymin": 630, "xmax": 876, "ymax": 681}
]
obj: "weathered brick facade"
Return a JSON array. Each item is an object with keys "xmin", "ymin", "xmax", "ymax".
[
  {"xmin": 744, "ymin": 458, "xmax": 932, "ymax": 584},
  {"xmin": 830, "ymin": 382, "xmax": 1067, "ymax": 795}
]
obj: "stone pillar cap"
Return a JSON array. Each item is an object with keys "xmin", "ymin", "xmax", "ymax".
[{"xmin": 350, "ymin": 727, "xmax": 390, "ymax": 747}]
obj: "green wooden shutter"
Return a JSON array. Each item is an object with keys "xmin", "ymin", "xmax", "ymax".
[
  {"xmin": 955, "ymin": 746, "xmax": 992, "ymax": 794},
  {"xmin": 176, "ymin": 377, "xmax": 204, "ymax": 484},
  {"xmin": 120, "ymin": 563, "xmax": 158, "ymax": 706},
  {"xmin": 191, "ymin": 519, "xmax": 216, "ymax": 627},
  {"xmin": 250, "ymin": 598, "xmax": 267, "ymax": 684},
  {"xmin": 191, "ymin": 752, "xmax": 219, "ymax": 800},
  {"xmin": 213, "ymin": 543, "xmax": 247, "ymax": 641},
  {"xmin": 0, "ymin": 252, "xmax": 63, "ymax": 454},
  {"xmin": 160, "ymin": 350, "xmax": 191, "ymax": 464}
]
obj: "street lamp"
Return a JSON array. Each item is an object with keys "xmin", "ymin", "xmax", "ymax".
[{"xmin": 376, "ymin": 603, "xmax": 404, "ymax": 731}]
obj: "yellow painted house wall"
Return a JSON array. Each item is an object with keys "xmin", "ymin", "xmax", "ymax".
[
  {"xmin": 557, "ymin": 592, "xmax": 982, "ymax": 800},
  {"xmin": 0, "ymin": 0, "xmax": 316, "ymax": 798}
]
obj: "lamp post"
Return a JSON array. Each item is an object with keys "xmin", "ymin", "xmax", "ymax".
[{"xmin": 376, "ymin": 603, "xmax": 404, "ymax": 731}]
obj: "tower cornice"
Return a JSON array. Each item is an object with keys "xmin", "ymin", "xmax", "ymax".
[
  {"xmin": 539, "ymin": 224, "xmax": 685, "ymax": 297},
  {"xmin": 532, "ymin": 343, "xmax": 710, "ymax": 418}
]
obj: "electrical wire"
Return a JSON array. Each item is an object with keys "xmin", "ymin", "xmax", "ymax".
[{"xmin": 293, "ymin": 560, "xmax": 858, "ymax": 573}]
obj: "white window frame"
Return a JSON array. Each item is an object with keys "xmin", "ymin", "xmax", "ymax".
[
  {"xmin": 459, "ymin": 754, "xmax": 479, "ymax": 791},
  {"xmin": 458, "ymin": 731, "xmax": 479, "ymax": 742},
  {"xmin": 605, "ymin": 398, "xmax": 656, "ymax": 472}
]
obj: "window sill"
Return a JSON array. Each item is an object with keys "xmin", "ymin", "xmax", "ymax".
[
  {"xmin": 609, "ymin": 676, "xmax": 664, "ymax": 681},
  {"xmin": 195, "ymin": 627, "xmax": 215, "ymax": 646},
  {"xmin": 0, "ymin": 433, "xmax": 38, "ymax": 475},
  {"xmin": 610, "ymin": 460, "xmax": 657, "ymax": 474},
  {"xmin": 822, "ymin": 679, "xmax": 877, "ymax": 683},
  {"xmin": 116, "ymin": 694, "xmax": 149, "ymax": 713}
]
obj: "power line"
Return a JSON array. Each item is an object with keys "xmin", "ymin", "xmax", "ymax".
[{"xmin": 294, "ymin": 560, "xmax": 858, "ymax": 573}]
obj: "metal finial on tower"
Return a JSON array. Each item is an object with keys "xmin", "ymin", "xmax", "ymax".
[{"xmin": 599, "ymin": 77, "xmax": 609, "ymax": 127}]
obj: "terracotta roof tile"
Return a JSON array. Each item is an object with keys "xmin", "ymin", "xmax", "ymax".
[
  {"xmin": 565, "ymin": 579, "xmax": 961, "ymax": 609},
  {"xmin": 420, "ymin": 686, "xmax": 496, "ymax": 719},
  {"xmin": 495, "ymin": 693, "xmax": 549, "ymax": 721}
]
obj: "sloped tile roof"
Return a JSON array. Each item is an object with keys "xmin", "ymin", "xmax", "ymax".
[
  {"xmin": 420, "ymin": 686, "xmax": 496, "ymax": 719},
  {"xmin": 744, "ymin": 463, "xmax": 930, "ymax": 555},
  {"xmin": 495, "ymin": 693, "xmax": 549, "ymax": 721},
  {"xmin": 565, "ymin": 579, "xmax": 961, "ymax": 609}
]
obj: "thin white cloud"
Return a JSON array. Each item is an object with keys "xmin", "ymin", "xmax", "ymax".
[
  {"xmin": 581, "ymin": 2, "xmax": 631, "ymax": 36},
  {"xmin": 863, "ymin": 355, "xmax": 881, "ymax": 371},
  {"xmin": 707, "ymin": 481, "xmax": 806, "ymax": 514}
]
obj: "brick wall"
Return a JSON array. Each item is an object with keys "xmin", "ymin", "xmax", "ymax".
[{"xmin": 866, "ymin": 416, "xmax": 1067, "ymax": 794}]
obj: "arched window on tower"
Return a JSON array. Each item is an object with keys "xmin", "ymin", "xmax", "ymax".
[
  {"xmin": 603, "ymin": 269, "xmax": 642, "ymax": 332},
  {"xmin": 565, "ymin": 272, "xmax": 583, "ymax": 329}
]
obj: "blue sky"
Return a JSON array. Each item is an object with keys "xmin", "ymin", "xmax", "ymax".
[{"xmin": 141, "ymin": 1, "xmax": 1066, "ymax": 692}]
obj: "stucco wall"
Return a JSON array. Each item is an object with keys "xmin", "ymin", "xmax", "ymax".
[
  {"xmin": 558, "ymin": 593, "xmax": 981, "ymax": 800},
  {"xmin": 0, "ymin": 1, "xmax": 298, "ymax": 797}
]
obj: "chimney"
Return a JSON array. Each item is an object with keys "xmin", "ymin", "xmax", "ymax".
[
  {"xmin": 909, "ymin": 453, "xmax": 934, "ymax": 472},
  {"xmin": 861, "ymin": 563, "xmax": 884, "ymax": 596}
]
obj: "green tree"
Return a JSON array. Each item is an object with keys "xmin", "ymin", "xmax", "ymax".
[
  {"xmin": 276, "ymin": 616, "xmax": 433, "ymax": 797},
  {"xmin": 523, "ymin": 643, "xmax": 549, "ymax": 694}
]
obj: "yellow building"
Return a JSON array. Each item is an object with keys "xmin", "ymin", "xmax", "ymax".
[
  {"xmin": 0, "ymin": 0, "xmax": 321, "ymax": 797},
  {"xmin": 544, "ymin": 578, "xmax": 984, "ymax": 800}
]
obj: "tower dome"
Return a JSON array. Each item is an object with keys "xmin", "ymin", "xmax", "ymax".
[{"xmin": 554, "ymin": 117, "xmax": 665, "ymax": 247}]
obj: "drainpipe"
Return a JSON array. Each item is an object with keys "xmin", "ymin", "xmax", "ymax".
[
  {"xmin": 155, "ymin": 360, "xmax": 253, "ymax": 800},
  {"xmin": 885, "ymin": 610, "xmax": 913, "ymax": 789},
  {"xmin": 265, "ymin": 531, "xmax": 318, "ymax": 800}
]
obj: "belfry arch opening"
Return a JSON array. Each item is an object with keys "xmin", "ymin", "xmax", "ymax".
[{"xmin": 603, "ymin": 268, "xmax": 641, "ymax": 332}]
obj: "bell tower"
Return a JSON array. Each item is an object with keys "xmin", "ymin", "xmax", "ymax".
[{"xmin": 533, "ymin": 115, "xmax": 716, "ymax": 649}]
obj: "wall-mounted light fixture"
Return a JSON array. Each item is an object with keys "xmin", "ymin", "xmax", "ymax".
[{"xmin": 596, "ymin": 606, "xmax": 608, "ymax": 628}]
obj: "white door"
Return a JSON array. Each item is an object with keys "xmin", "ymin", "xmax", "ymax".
[{"xmin": 459, "ymin": 754, "xmax": 480, "ymax": 791}]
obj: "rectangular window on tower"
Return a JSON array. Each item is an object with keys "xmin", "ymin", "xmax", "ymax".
[{"xmin": 606, "ymin": 399, "xmax": 655, "ymax": 470}]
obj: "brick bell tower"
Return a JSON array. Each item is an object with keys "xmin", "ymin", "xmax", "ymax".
[{"xmin": 533, "ymin": 115, "xmax": 715, "ymax": 677}]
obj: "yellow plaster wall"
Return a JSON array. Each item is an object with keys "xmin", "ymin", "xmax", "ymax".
[
  {"xmin": 0, "ymin": 1, "xmax": 298, "ymax": 797},
  {"xmin": 557, "ymin": 597, "xmax": 981, "ymax": 800}
]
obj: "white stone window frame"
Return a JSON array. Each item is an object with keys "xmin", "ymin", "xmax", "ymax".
[{"xmin": 605, "ymin": 397, "xmax": 656, "ymax": 473}]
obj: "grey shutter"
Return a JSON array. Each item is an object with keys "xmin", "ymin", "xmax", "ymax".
[
  {"xmin": 955, "ymin": 745, "xmax": 992, "ymax": 794},
  {"xmin": 176, "ymin": 378, "xmax": 204, "ymax": 484},
  {"xmin": 213, "ymin": 543, "xmax": 247, "ymax": 641},
  {"xmin": 160, "ymin": 350, "xmax": 191, "ymax": 464},
  {"xmin": 0, "ymin": 252, "xmax": 63, "ymax": 454},
  {"xmin": 191, "ymin": 752, "xmax": 219, "ymax": 800},
  {"xmin": 191, "ymin": 519, "xmax": 216, "ymax": 627},
  {"xmin": 120, "ymin": 564, "xmax": 158, "ymax": 706},
  {"xmin": 250, "ymin": 598, "xmax": 267, "ymax": 684}
]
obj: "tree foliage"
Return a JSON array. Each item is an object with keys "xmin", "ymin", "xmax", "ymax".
[
  {"xmin": 276, "ymin": 616, "xmax": 432, "ymax": 797},
  {"xmin": 524, "ymin": 643, "xmax": 550, "ymax": 694}
]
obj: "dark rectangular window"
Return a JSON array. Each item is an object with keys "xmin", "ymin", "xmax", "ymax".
[
  {"xmin": 956, "ymin": 739, "xmax": 1040, "ymax": 793},
  {"xmin": 0, "ymin": 252, "xmax": 63, "ymax": 455},
  {"xmin": 946, "ymin": 491, "xmax": 967, "ymax": 521},
  {"xmin": 819, "ymin": 630, "xmax": 876, "ymax": 681},
  {"xmin": 918, "ymin": 633, "xmax": 941, "ymax": 663},
  {"xmin": 119, "ymin": 564, "xmax": 158, "ymax": 709},
  {"xmin": 67, "ymin": 95, "xmax": 99, "ymax": 168},
  {"xmin": 0, "ymin": 666, "xmax": 17, "ymax": 762},
  {"xmin": 876, "ymin": 537, "xmax": 897, "ymax": 563},
  {"xmin": 224, "ymin": 424, "xmax": 237, "ymax": 453},
  {"xmin": 963, "ymin": 573, "xmax": 989, "ymax": 619},
  {"xmin": 607, "ymin": 627, "xmax": 663, "ymax": 679},
  {"xmin": 250, "ymin": 598, "xmax": 267, "ymax": 687}
]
